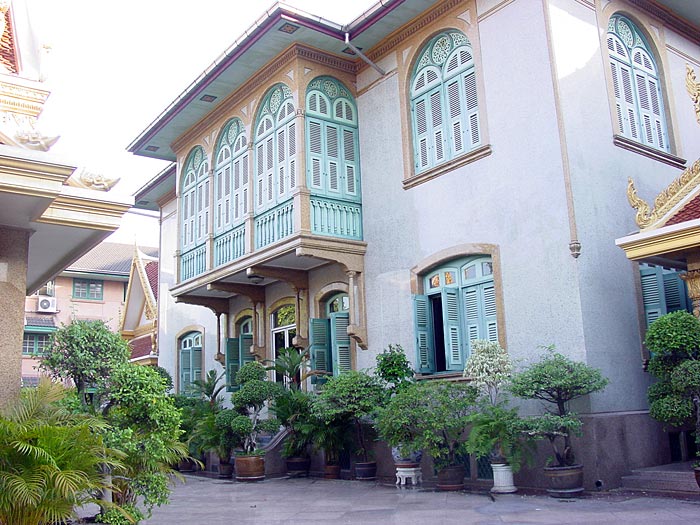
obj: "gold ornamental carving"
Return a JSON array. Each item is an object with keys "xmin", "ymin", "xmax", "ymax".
[
  {"xmin": 627, "ymin": 158, "xmax": 700, "ymax": 230},
  {"xmin": 680, "ymin": 270, "xmax": 700, "ymax": 318},
  {"xmin": 687, "ymin": 64, "xmax": 700, "ymax": 125}
]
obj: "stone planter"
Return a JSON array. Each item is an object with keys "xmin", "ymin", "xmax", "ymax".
[
  {"xmin": 436, "ymin": 465, "xmax": 465, "ymax": 491},
  {"xmin": 490, "ymin": 463, "xmax": 517, "ymax": 493},
  {"xmin": 235, "ymin": 455, "xmax": 265, "ymax": 482},
  {"xmin": 543, "ymin": 464, "xmax": 584, "ymax": 498},
  {"xmin": 354, "ymin": 461, "xmax": 377, "ymax": 480}
]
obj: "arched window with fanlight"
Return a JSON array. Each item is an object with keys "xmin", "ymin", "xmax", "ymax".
[
  {"xmin": 180, "ymin": 146, "xmax": 209, "ymax": 280},
  {"xmin": 253, "ymin": 84, "xmax": 297, "ymax": 213},
  {"xmin": 607, "ymin": 14, "xmax": 669, "ymax": 152},
  {"xmin": 410, "ymin": 30, "xmax": 481, "ymax": 174},
  {"xmin": 309, "ymin": 292, "xmax": 351, "ymax": 383}
]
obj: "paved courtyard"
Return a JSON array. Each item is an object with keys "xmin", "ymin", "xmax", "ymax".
[{"xmin": 141, "ymin": 475, "xmax": 700, "ymax": 524}]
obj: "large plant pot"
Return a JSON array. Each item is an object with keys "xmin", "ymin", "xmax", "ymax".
[
  {"xmin": 285, "ymin": 456, "xmax": 310, "ymax": 478},
  {"xmin": 354, "ymin": 461, "xmax": 377, "ymax": 480},
  {"xmin": 543, "ymin": 464, "xmax": 584, "ymax": 498},
  {"xmin": 491, "ymin": 463, "xmax": 517, "ymax": 493},
  {"xmin": 235, "ymin": 455, "xmax": 265, "ymax": 482},
  {"xmin": 178, "ymin": 458, "xmax": 197, "ymax": 472},
  {"xmin": 436, "ymin": 465, "xmax": 465, "ymax": 491},
  {"xmin": 391, "ymin": 447, "xmax": 423, "ymax": 468},
  {"xmin": 217, "ymin": 461, "xmax": 233, "ymax": 479},
  {"xmin": 694, "ymin": 466, "xmax": 700, "ymax": 489},
  {"xmin": 323, "ymin": 464, "xmax": 341, "ymax": 479}
]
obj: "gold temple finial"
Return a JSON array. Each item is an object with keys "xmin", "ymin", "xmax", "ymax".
[
  {"xmin": 626, "ymin": 177, "xmax": 655, "ymax": 229},
  {"xmin": 687, "ymin": 64, "xmax": 700, "ymax": 125}
]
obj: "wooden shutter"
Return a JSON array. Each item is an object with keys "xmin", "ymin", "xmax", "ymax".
[
  {"xmin": 429, "ymin": 89, "xmax": 445, "ymax": 164},
  {"xmin": 179, "ymin": 347, "xmax": 191, "ymax": 393},
  {"xmin": 326, "ymin": 123, "xmax": 340, "ymax": 194},
  {"xmin": 463, "ymin": 285, "xmax": 481, "ymax": 343},
  {"xmin": 307, "ymin": 119, "xmax": 324, "ymax": 190},
  {"xmin": 663, "ymin": 272, "xmax": 689, "ymax": 313},
  {"xmin": 309, "ymin": 318, "xmax": 331, "ymax": 384},
  {"xmin": 442, "ymin": 288, "xmax": 463, "ymax": 371},
  {"xmin": 412, "ymin": 94, "xmax": 430, "ymax": 171},
  {"xmin": 640, "ymin": 266, "xmax": 664, "ymax": 327},
  {"xmin": 463, "ymin": 71, "xmax": 480, "ymax": 147},
  {"xmin": 192, "ymin": 347, "xmax": 202, "ymax": 385},
  {"xmin": 482, "ymin": 283, "xmax": 498, "ymax": 343},
  {"xmin": 342, "ymin": 128, "xmax": 358, "ymax": 197},
  {"xmin": 446, "ymin": 79, "xmax": 464, "ymax": 155},
  {"xmin": 226, "ymin": 337, "xmax": 240, "ymax": 391},
  {"xmin": 331, "ymin": 312, "xmax": 351, "ymax": 375},
  {"xmin": 413, "ymin": 295, "xmax": 435, "ymax": 373}
]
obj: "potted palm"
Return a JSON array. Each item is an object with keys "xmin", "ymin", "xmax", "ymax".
[
  {"xmin": 313, "ymin": 370, "xmax": 385, "ymax": 480},
  {"xmin": 464, "ymin": 339, "xmax": 532, "ymax": 493},
  {"xmin": 375, "ymin": 380, "xmax": 479, "ymax": 490},
  {"xmin": 229, "ymin": 361, "xmax": 282, "ymax": 481},
  {"xmin": 510, "ymin": 347, "xmax": 608, "ymax": 497},
  {"xmin": 272, "ymin": 388, "xmax": 315, "ymax": 477}
]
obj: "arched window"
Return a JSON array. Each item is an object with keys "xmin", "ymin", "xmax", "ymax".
[
  {"xmin": 181, "ymin": 146, "xmax": 210, "ymax": 253},
  {"xmin": 271, "ymin": 304, "xmax": 296, "ymax": 385},
  {"xmin": 305, "ymin": 77, "xmax": 360, "ymax": 201},
  {"xmin": 414, "ymin": 256, "xmax": 497, "ymax": 374},
  {"xmin": 309, "ymin": 292, "xmax": 351, "ymax": 382},
  {"xmin": 607, "ymin": 14, "xmax": 668, "ymax": 151},
  {"xmin": 214, "ymin": 118, "xmax": 249, "ymax": 233},
  {"xmin": 254, "ymin": 84, "xmax": 297, "ymax": 212},
  {"xmin": 226, "ymin": 317, "xmax": 253, "ymax": 391},
  {"xmin": 179, "ymin": 331, "xmax": 202, "ymax": 394},
  {"xmin": 410, "ymin": 30, "xmax": 480, "ymax": 173}
]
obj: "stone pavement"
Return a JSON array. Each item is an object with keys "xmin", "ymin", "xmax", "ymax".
[{"xmin": 141, "ymin": 475, "xmax": 700, "ymax": 524}]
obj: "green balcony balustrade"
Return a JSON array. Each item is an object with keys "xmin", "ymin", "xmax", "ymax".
[
  {"xmin": 310, "ymin": 196, "xmax": 362, "ymax": 240},
  {"xmin": 181, "ymin": 244, "xmax": 207, "ymax": 281},
  {"xmin": 214, "ymin": 224, "xmax": 246, "ymax": 267},
  {"xmin": 255, "ymin": 199, "xmax": 294, "ymax": 249}
]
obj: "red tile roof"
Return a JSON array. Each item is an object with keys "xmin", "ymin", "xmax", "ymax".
[
  {"xmin": 130, "ymin": 336, "xmax": 153, "ymax": 359},
  {"xmin": 666, "ymin": 193, "xmax": 700, "ymax": 226},
  {"xmin": 144, "ymin": 261, "xmax": 159, "ymax": 300}
]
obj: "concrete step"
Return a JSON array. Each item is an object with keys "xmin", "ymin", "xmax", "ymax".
[{"xmin": 620, "ymin": 465, "xmax": 698, "ymax": 493}]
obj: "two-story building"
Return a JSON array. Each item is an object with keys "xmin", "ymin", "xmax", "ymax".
[{"xmin": 130, "ymin": 0, "xmax": 700, "ymax": 488}]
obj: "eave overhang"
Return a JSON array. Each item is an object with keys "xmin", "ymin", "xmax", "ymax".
[{"xmin": 615, "ymin": 217, "xmax": 700, "ymax": 267}]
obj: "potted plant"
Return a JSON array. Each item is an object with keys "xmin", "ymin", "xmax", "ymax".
[
  {"xmin": 229, "ymin": 361, "xmax": 282, "ymax": 482},
  {"xmin": 265, "ymin": 346, "xmax": 325, "ymax": 388},
  {"xmin": 643, "ymin": 311, "xmax": 700, "ymax": 488},
  {"xmin": 464, "ymin": 339, "xmax": 533, "ymax": 493},
  {"xmin": 375, "ymin": 380, "xmax": 479, "ymax": 490},
  {"xmin": 171, "ymin": 394, "xmax": 207, "ymax": 472},
  {"xmin": 308, "ymin": 411, "xmax": 353, "ymax": 479},
  {"xmin": 374, "ymin": 344, "xmax": 421, "ymax": 467},
  {"xmin": 313, "ymin": 370, "xmax": 385, "ymax": 480},
  {"xmin": 272, "ymin": 388, "xmax": 315, "ymax": 477},
  {"xmin": 510, "ymin": 347, "xmax": 608, "ymax": 497}
]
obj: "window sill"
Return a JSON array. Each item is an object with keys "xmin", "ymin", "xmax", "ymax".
[
  {"xmin": 415, "ymin": 371, "xmax": 470, "ymax": 382},
  {"xmin": 403, "ymin": 144, "xmax": 492, "ymax": 190},
  {"xmin": 613, "ymin": 135, "xmax": 686, "ymax": 169},
  {"xmin": 71, "ymin": 298, "xmax": 105, "ymax": 304}
]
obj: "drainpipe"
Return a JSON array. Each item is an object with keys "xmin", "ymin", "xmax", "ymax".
[{"xmin": 345, "ymin": 33, "xmax": 385, "ymax": 76}]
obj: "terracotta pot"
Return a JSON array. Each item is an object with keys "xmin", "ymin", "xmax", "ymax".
[
  {"xmin": 543, "ymin": 464, "xmax": 584, "ymax": 498},
  {"xmin": 286, "ymin": 456, "xmax": 310, "ymax": 477},
  {"xmin": 235, "ymin": 455, "xmax": 265, "ymax": 482},
  {"xmin": 323, "ymin": 464, "xmax": 341, "ymax": 479},
  {"xmin": 354, "ymin": 461, "xmax": 377, "ymax": 480},
  {"xmin": 217, "ymin": 461, "xmax": 233, "ymax": 479},
  {"xmin": 436, "ymin": 465, "xmax": 465, "ymax": 491}
]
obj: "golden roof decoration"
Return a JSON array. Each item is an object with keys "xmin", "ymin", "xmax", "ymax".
[{"xmin": 688, "ymin": 65, "xmax": 700, "ymax": 125}]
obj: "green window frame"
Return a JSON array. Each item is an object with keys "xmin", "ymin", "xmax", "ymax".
[
  {"xmin": 181, "ymin": 146, "xmax": 210, "ymax": 252},
  {"xmin": 414, "ymin": 256, "xmax": 497, "ymax": 374},
  {"xmin": 309, "ymin": 293, "xmax": 352, "ymax": 385},
  {"xmin": 410, "ymin": 30, "xmax": 480, "ymax": 174},
  {"xmin": 607, "ymin": 14, "xmax": 668, "ymax": 152},
  {"xmin": 214, "ymin": 118, "xmax": 249, "ymax": 233},
  {"xmin": 179, "ymin": 331, "xmax": 202, "ymax": 395},
  {"xmin": 22, "ymin": 331, "xmax": 52, "ymax": 356},
  {"xmin": 73, "ymin": 278, "xmax": 104, "ymax": 300},
  {"xmin": 226, "ymin": 318, "xmax": 254, "ymax": 392},
  {"xmin": 639, "ymin": 263, "xmax": 690, "ymax": 327}
]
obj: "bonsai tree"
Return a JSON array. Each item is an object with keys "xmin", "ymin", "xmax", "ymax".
[
  {"xmin": 644, "ymin": 311, "xmax": 700, "ymax": 465},
  {"xmin": 375, "ymin": 380, "xmax": 479, "ymax": 470},
  {"xmin": 312, "ymin": 370, "xmax": 385, "ymax": 463},
  {"xmin": 374, "ymin": 343, "xmax": 414, "ymax": 397},
  {"xmin": 464, "ymin": 340, "xmax": 532, "ymax": 471},
  {"xmin": 229, "ymin": 361, "xmax": 282, "ymax": 455},
  {"xmin": 510, "ymin": 347, "xmax": 609, "ymax": 468}
]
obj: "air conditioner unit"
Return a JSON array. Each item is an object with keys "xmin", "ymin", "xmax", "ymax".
[{"xmin": 37, "ymin": 296, "xmax": 57, "ymax": 313}]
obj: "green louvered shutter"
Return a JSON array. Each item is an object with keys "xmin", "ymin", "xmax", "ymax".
[
  {"xmin": 309, "ymin": 318, "xmax": 331, "ymax": 384},
  {"xmin": 307, "ymin": 119, "xmax": 324, "ymax": 191},
  {"xmin": 442, "ymin": 288, "xmax": 463, "ymax": 371},
  {"xmin": 192, "ymin": 347, "xmax": 202, "ymax": 386},
  {"xmin": 663, "ymin": 272, "xmax": 688, "ymax": 313},
  {"xmin": 241, "ymin": 334, "xmax": 254, "ymax": 365},
  {"xmin": 179, "ymin": 348, "xmax": 191, "ymax": 394},
  {"xmin": 482, "ymin": 283, "xmax": 498, "ymax": 343},
  {"xmin": 325, "ymin": 123, "xmax": 341, "ymax": 195},
  {"xmin": 331, "ymin": 312, "xmax": 351, "ymax": 375},
  {"xmin": 413, "ymin": 295, "xmax": 434, "ymax": 373},
  {"xmin": 640, "ymin": 266, "xmax": 664, "ymax": 327},
  {"xmin": 226, "ymin": 338, "xmax": 240, "ymax": 392},
  {"xmin": 463, "ymin": 286, "xmax": 481, "ymax": 342}
]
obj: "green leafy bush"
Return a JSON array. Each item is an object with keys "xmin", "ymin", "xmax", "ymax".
[
  {"xmin": 644, "ymin": 311, "xmax": 700, "ymax": 359},
  {"xmin": 375, "ymin": 344, "xmax": 414, "ymax": 395}
]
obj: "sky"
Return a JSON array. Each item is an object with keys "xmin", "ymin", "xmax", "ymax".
[{"xmin": 26, "ymin": 0, "xmax": 375, "ymax": 245}]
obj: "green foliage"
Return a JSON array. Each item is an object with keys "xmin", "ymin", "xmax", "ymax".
[
  {"xmin": 0, "ymin": 381, "xmax": 126, "ymax": 525},
  {"xmin": 272, "ymin": 389, "xmax": 315, "ymax": 458},
  {"xmin": 151, "ymin": 366, "xmax": 174, "ymax": 392},
  {"xmin": 375, "ymin": 344, "xmax": 414, "ymax": 395},
  {"xmin": 313, "ymin": 371, "xmax": 385, "ymax": 461},
  {"xmin": 510, "ymin": 348, "xmax": 608, "ymax": 467},
  {"xmin": 375, "ymin": 380, "xmax": 478, "ymax": 470},
  {"xmin": 189, "ymin": 369, "xmax": 227, "ymax": 408},
  {"xmin": 39, "ymin": 320, "xmax": 130, "ymax": 401},
  {"xmin": 644, "ymin": 311, "xmax": 700, "ymax": 359},
  {"xmin": 236, "ymin": 361, "xmax": 267, "ymax": 384},
  {"xmin": 264, "ymin": 347, "xmax": 317, "ymax": 389},
  {"xmin": 97, "ymin": 503, "xmax": 144, "ymax": 525}
]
